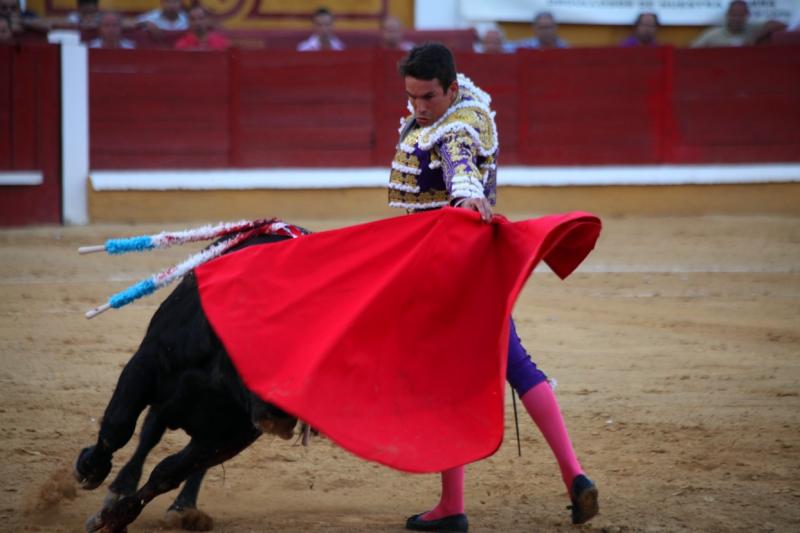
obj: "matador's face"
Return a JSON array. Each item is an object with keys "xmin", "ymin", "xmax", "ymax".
[{"xmin": 404, "ymin": 76, "xmax": 458, "ymax": 127}]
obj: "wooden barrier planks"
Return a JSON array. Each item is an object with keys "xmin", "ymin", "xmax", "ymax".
[
  {"xmin": 84, "ymin": 45, "xmax": 800, "ymax": 171},
  {"xmin": 518, "ymin": 47, "xmax": 667, "ymax": 165},
  {"xmin": 237, "ymin": 49, "xmax": 376, "ymax": 167},
  {"xmin": 89, "ymin": 49, "xmax": 230, "ymax": 169},
  {"xmin": 672, "ymin": 46, "xmax": 800, "ymax": 163},
  {"xmin": 0, "ymin": 44, "xmax": 61, "ymax": 226}
]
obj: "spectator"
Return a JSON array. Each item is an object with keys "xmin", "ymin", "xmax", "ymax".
[
  {"xmin": 136, "ymin": 0, "xmax": 188, "ymax": 31},
  {"xmin": 175, "ymin": 5, "xmax": 230, "ymax": 50},
  {"xmin": 0, "ymin": 13, "xmax": 12, "ymax": 42},
  {"xmin": 514, "ymin": 11, "xmax": 568, "ymax": 49},
  {"xmin": 379, "ymin": 15, "xmax": 413, "ymax": 51},
  {"xmin": 691, "ymin": 0, "xmax": 765, "ymax": 47},
  {"xmin": 88, "ymin": 11, "xmax": 135, "ymax": 49},
  {"xmin": 297, "ymin": 7, "xmax": 344, "ymax": 51},
  {"xmin": 0, "ymin": 0, "xmax": 49, "ymax": 35},
  {"xmin": 66, "ymin": 0, "xmax": 100, "ymax": 29},
  {"xmin": 754, "ymin": 19, "xmax": 788, "ymax": 45},
  {"xmin": 620, "ymin": 12, "xmax": 659, "ymax": 47},
  {"xmin": 474, "ymin": 25, "xmax": 514, "ymax": 53}
]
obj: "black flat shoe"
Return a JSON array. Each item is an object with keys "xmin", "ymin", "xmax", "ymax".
[
  {"xmin": 405, "ymin": 512, "xmax": 469, "ymax": 531},
  {"xmin": 568, "ymin": 474, "xmax": 599, "ymax": 524}
]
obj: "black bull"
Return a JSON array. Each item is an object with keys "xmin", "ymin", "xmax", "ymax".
[{"xmin": 74, "ymin": 233, "xmax": 301, "ymax": 532}]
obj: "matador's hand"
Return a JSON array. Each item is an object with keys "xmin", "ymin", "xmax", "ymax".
[{"xmin": 458, "ymin": 197, "xmax": 493, "ymax": 223}]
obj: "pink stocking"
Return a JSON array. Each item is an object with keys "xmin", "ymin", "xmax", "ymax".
[
  {"xmin": 521, "ymin": 381, "xmax": 583, "ymax": 494},
  {"xmin": 420, "ymin": 465, "xmax": 465, "ymax": 520}
]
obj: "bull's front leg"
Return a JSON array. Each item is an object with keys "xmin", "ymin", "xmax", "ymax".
[
  {"xmin": 84, "ymin": 408, "xmax": 168, "ymax": 532},
  {"xmin": 74, "ymin": 349, "xmax": 156, "ymax": 490},
  {"xmin": 111, "ymin": 409, "xmax": 214, "ymax": 530},
  {"xmin": 89, "ymin": 426, "xmax": 260, "ymax": 533},
  {"xmin": 88, "ymin": 435, "xmax": 214, "ymax": 532},
  {"xmin": 108, "ymin": 407, "xmax": 166, "ymax": 496}
]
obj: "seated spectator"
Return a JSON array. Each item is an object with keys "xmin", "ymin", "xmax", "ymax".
[
  {"xmin": 88, "ymin": 11, "xmax": 134, "ymax": 49},
  {"xmin": 514, "ymin": 11, "xmax": 568, "ymax": 49},
  {"xmin": 0, "ymin": 13, "xmax": 12, "ymax": 42},
  {"xmin": 380, "ymin": 15, "xmax": 413, "ymax": 51},
  {"xmin": 136, "ymin": 0, "xmax": 187, "ymax": 31},
  {"xmin": 66, "ymin": 0, "xmax": 100, "ymax": 29},
  {"xmin": 0, "ymin": 0, "xmax": 49, "ymax": 35},
  {"xmin": 620, "ymin": 12, "xmax": 659, "ymax": 47},
  {"xmin": 754, "ymin": 19, "xmax": 788, "ymax": 44},
  {"xmin": 692, "ymin": 0, "xmax": 772, "ymax": 47},
  {"xmin": 474, "ymin": 25, "xmax": 514, "ymax": 53},
  {"xmin": 297, "ymin": 7, "xmax": 344, "ymax": 51},
  {"xmin": 175, "ymin": 5, "xmax": 230, "ymax": 50}
]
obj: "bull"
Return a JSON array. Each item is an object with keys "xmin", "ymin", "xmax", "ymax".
[{"xmin": 73, "ymin": 233, "xmax": 300, "ymax": 532}]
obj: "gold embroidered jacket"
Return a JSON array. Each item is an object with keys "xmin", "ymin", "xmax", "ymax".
[{"xmin": 388, "ymin": 74, "xmax": 498, "ymax": 211}]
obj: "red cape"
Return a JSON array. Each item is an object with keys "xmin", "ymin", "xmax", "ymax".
[{"xmin": 196, "ymin": 208, "xmax": 601, "ymax": 472}]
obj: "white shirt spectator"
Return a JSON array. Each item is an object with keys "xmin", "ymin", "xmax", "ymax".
[
  {"xmin": 297, "ymin": 34, "xmax": 345, "ymax": 51},
  {"xmin": 136, "ymin": 8, "xmax": 188, "ymax": 31},
  {"xmin": 88, "ymin": 36, "xmax": 135, "ymax": 48}
]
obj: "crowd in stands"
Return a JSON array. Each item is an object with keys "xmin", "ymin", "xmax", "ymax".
[
  {"xmin": 0, "ymin": 0, "xmax": 797, "ymax": 51},
  {"xmin": 471, "ymin": 1, "xmax": 794, "ymax": 52}
]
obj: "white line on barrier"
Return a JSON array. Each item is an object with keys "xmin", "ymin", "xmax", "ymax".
[
  {"xmin": 0, "ymin": 172, "xmax": 43, "ymax": 186},
  {"xmin": 89, "ymin": 164, "xmax": 800, "ymax": 191}
]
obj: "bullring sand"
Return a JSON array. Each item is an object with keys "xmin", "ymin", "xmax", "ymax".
[{"xmin": 0, "ymin": 213, "xmax": 798, "ymax": 532}]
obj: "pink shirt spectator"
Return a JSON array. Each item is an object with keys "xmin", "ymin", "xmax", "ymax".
[{"xmin": 175, "ymin": 31, "xmax": 230, "ymax": 50}]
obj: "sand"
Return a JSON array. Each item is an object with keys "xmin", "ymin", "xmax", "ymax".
[{"xmin": 1, "ymin": 213, "xmax": 798, "ymax": 532}]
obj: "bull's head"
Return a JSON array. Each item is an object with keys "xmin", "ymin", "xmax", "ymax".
[
  {"xmin": 256, "ymin": 417, "xmax": 296, "ymax": 440},
  {"xmin": 250, "ymin": 397, "xmax": 297, "ymax": 440}
]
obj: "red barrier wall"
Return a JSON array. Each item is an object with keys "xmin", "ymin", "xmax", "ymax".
[
  {"xmin": 0, "ymin": 44, "xmax": 62, "ymax": 226},
  {"xmin": 88, "ymin": 46, "xmax": 800, "ymax": 172},
  {"xmin": 672, "ymin": 47, "xmax": 800, "ymax": 163},
  {"xmin": 518, "ymin": 47, "xmax": 672, "ymax": 165},
  {"xmin": 90, "ymin": 49, "xmax": 230, "ymax": 169},
  {"xmin": 236, "ymin": 49, "xmax": 376, "ymax": 167}
]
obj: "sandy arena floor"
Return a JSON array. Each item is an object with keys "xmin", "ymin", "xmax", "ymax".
[{"xmin": 0, "ymin": 213, "xmax": 798, "ymax": 532}]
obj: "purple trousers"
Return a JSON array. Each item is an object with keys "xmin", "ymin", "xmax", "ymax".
[{"xmin": 507, "ymin": 319, "xmax": 548, "ymax": 395}]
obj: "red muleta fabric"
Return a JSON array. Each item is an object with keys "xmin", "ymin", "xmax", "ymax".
[{"xmin": 196, "ymin": 208, "xmax": 601, "ymax": 473}]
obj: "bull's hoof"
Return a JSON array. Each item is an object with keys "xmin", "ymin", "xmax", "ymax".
[
  {"xmin": 84, "ymin": 510, "xmax": 128, "ymax": 533},
  {"xmin": 85, "ymin": 510, "xmax": 104, "ymax": 532},
  {"xmin": 164, "ymin": 507, "xmax": 214, "ymax": 531},
  {"xmin": 74, "ymin": 446, "xmax": 112, "ymax": 490},
  {"xmin": 85, "ymin": 490, "xmax": 124, "ymax": 533},
  {"xmin": 89, "ymin": 496, "xmax": 140, "ymax": 533}
]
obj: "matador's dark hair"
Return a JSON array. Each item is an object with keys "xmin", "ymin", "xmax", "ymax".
[{"xmin": 397, "ymin": 42, "xmax": 457, "ymax": 92}]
